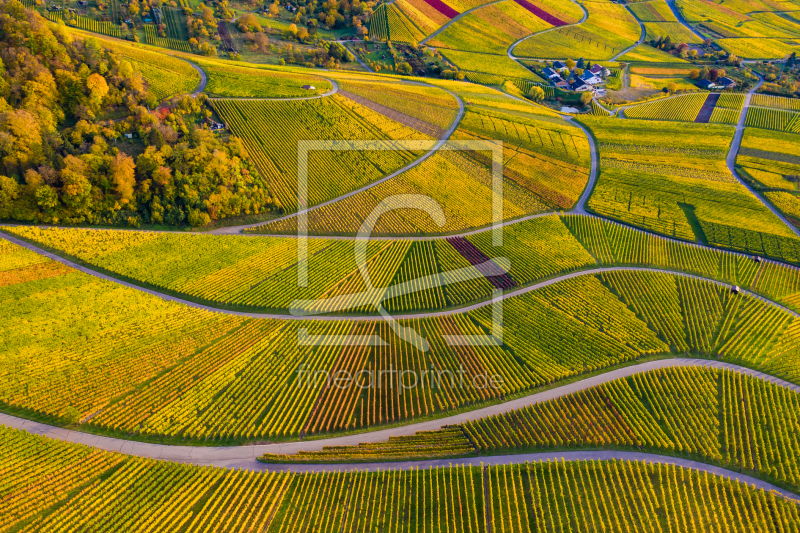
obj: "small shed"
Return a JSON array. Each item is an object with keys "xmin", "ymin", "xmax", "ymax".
[
  {"xmin": 731, "ymin": 285, "xmax": 741, "ymax": 294},
  {"xmin": 302, "ymin": 85, "xmax": 315, "ymax": 90}
]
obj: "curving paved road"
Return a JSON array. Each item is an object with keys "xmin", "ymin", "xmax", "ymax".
[
  {"xmin": 210, "ymin": 83, "xmax": 466, "ymax": 235},
  {"xmin": 726, "ymin": 74, "xmax": 800, "ymax": 239},
  {"xmin": 2, "ymin": 230, "xmax": 793, "ymax": 320},
  {"xmin": 562, "ymin": 117, "xmax": 596, "ymax": 213},
  {"xmin": 610, "ymin": 5, "xmax": 646, "ymax": 61},
  {"xmin": 183, "ymin": 59, "xmax": 208, "ymax": 96},
  {"xmin": 507, "ymin": 0, "xmax": 588, "ymax": 60},
  {"xmin": 2, "ymin": 359, "xmax": 798, "ymax": 492},
  {"xmin": 420, "ymin": 0, "xmax": 504, "ymax": 45},
  {"xmin": 666, "ymin": 0, "xmax": 707, "ymax": 41}
]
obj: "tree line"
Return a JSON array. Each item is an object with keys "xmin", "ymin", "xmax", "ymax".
[{"xmin": 0, "ymin": 0, "xmax": 278, "ymax": 227}]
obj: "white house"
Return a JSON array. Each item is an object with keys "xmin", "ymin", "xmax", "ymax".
[{"xmin": 579, "ymin": 71, "xmax": 602, "ymax": 85}]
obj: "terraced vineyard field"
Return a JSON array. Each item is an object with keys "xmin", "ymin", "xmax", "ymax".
[
  {"xmin": 629, "ymin": 0, "xmax": 702, "ymax": 43},
  {"xmin": 752, "ymin": 94, "xmax": 800, "ymax": 111},
  {"xmin": 211, "ymin": 95, "xmax": 431, "ymax": 211},
  {"xmin": 623, "ymin": 93, "xmax": 708, "ymax": 121},
  {"xmin": 745, "ymin": 107, "xmax": 800, "ymax": 133},
  {"xmin": 392, "ymin": 0, "xmax": 452, "ymax": 36},
  {"xmin": 368, "ymin": 2, "xmax": 422, "ymax": 42},
  {"xmin": 439, "ymin": 48, "xmax": 538, "ymax": 79},
  {"xmin": 736, "ymin": 128, "xmax": 800, "ymax": 192},
  {"xmin": 48, "ymin": 12, "xmax": 122, "ymax": 37},
  {"xmin": 709, "ymin": 94, "xmax": 744, "ymax": 125},
  {"xmin": 265, "ymin": 365, "xmax": 800, "ymax": 494},
  {"xmin": 3, "ymin": 234, "xmax": 800, "ymax": 442},
  {"xmin": 2, "ymin": 425, "xmax": 797, "ymax": 533},
  {"xmin": 717, "ymin": 38, "xmax": 799, "ymax": 59},
  {"xmin": 256, "ymin": 105, "xmax": 591, "ymax": 236},
  {"xmin": 675, "ymin": 0, "xmax": 800, "ymax": 40},
  {"xmin": 514, "ymin": 0, "xmax": 641, "ymax": 60},
  {"xmin": 144, "ymin": 24, "xmax": 191, "ymax": 51},
  {"xmin": 334, "ymin": 74, "xmax": 460, "ymax": 132},
  {"xmin": 583, "ymin": 117, "xmax": 800, "ymax": 259},
  {"xmin": 428, "ymin": 0, "xmax": 556, "ymax": 55}
]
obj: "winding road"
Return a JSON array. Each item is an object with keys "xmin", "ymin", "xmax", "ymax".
[
  {"xmin": 184, "ymin": 59, "xmax": 208, "ymax": 96},
  {"xmin": 725, "ymin": 74, "xmax": 800, "ymax": 239},
  {"xmin": 610, "ymin": 5, "xmax": 646, "ymax": 61},
  {"xmin": 209, "ymin": 83, "xmax": 467, "ymax": 235},
  {"xmin": 666, "ymin": 0, "xmax": 707, "ymax": 41},
  {"xmin": 3, "ymin": 229, "xmax": 793, "ymax": 320},
  {"xmin": 507, "ymin": 0, "xmax": 588, "ymax": 61},
  {"xmin": 2, "ymin": 358, "xmax": 798, "ymax": 500},
  {"xmin": 420, "ymin": 0, "xmax": 504, "ymax": 46}
]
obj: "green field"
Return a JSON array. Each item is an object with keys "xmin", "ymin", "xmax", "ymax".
[
  {"xmin": 4, "ymin": 235, "xmax": 800, "ymax": 444},
  {"xmin": 199, "ymin": 60, "xmax": 333, "ymax": 98},
  {"xmin": 3, "ymin": 425, "xmax": 797, "ymax": 533},
  {"xmin": 514, "ymin": 0, "xmax": 641, "ymax": 60},
  {"xmin": 584, "ymin": 117, "xmax": 800, "ymax": 258}
]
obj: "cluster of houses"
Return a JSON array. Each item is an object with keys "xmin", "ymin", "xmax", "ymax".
[
  {"xmin": 541, "ymin": 61, "xmax": 611, "ymax": 92},
  {"xmin": 697, "ymin": 77, "xmax": 737, "ymax": 90}
]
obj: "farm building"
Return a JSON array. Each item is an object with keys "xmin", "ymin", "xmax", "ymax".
[
  {"xmin": 697, "ymin": 79, "xmax": 722, "ymax": 90},
  {"xmin": 580, "ymin": 71, "xmax": 602, "ymax": 85},
  {"xmin": 570, "ymin": 80, "xmax": 591, "ymax": 91},
  {"xmin": 542, "ymin": 67, "xmax": 560, "ymax": 79},
  {"xmin": 717, "ymin": 77, "xmax": 737, "ymax": 88}
]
